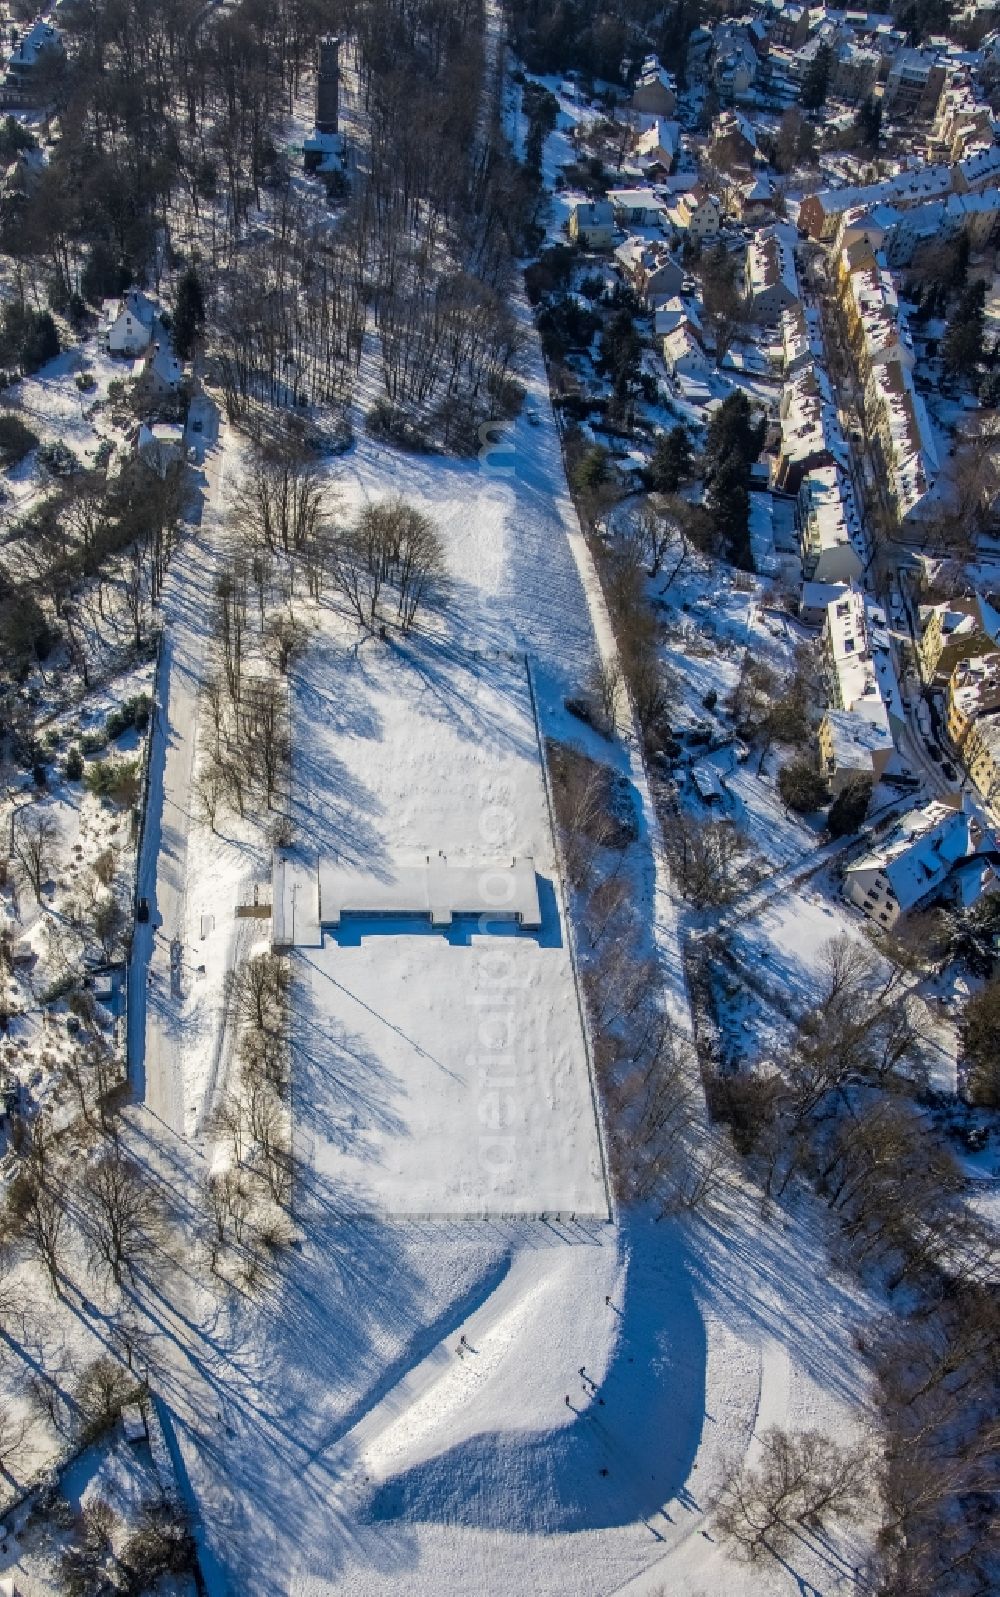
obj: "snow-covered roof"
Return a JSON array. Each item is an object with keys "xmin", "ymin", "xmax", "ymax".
[
  {"xmin": 635, "ymin": 120, "xmax": 680, "ymax": 165},
  {"xmin": 950, "ymin": 651, "xmax": 1000, "ymax": 721},
  {"xmin": 746, "ymin": 224, "xmax": 798, "ymax": 305},
  {"xmin": 823, "ymin": 706, "xmax": 895, "ymax": 769},
  {"xmin": 956, "ymin": 143, "xmax": 1000, "ymax": 191},
  {"xmin": 779, "ymin": 365, "xmax": 849, "ymax": 472},
  {"xmin": 8, "ymin": 19, "xmax": 63, "ymax": 68},
  {"xmin": 105, "ymin": 288, "xmax": 159, "ymax": 333},
  {"xmin": 663, "ymin": 319, "xmax": 709, "ymax": 367},
  {"xmin": 136, "ymin": 340, "xmax": 182, "ymax": 389},
  {"xmin": 799, "ymin": 464, "xmax": 866, "ymax": 563},
  {"xmin": 781, "ymin": 303, "xmax": 824, "ymax": 373},
  {"xmin": 847, "ymin": 799, "xmax": 996, "ymax": 912},
  {"xmin": 607, "ymin": 187, "xmax": 667, "ymax": 215},
  {"xmin": 825, "ymin": 584, "xmax": 902, "ymax": 727}
]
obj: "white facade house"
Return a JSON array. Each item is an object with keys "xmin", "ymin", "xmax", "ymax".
[
  {"xmin": 662, "ymin": 320, "xmax": 712, "ymax": 379},
  {"xmin": 844, "ymin": 799, "xmax": 998, "ymax": 926},
  {"xmin": 104, "ymin": 289, "xmax": 159, "ymax": 357}
]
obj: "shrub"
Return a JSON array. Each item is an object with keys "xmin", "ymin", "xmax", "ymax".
[
  {"xmin": 105, "ymin": 693, "xmax": 150, "ymax": 741},
  {"xmin": 84, "ymin": 758, "xmax": 140, "ymax": 806},
  {"xmin": 0, "ymin": 412, "xmax": 38, "ymax": 467},
  {"xmin": 37, "ymin": 439, "xmax": 80, "ymax": 477},
  {"xmin": 79, "ymin": 728, "xmax": 107, "ymax": 756},
  {"xmin": 74, "ymin": 1356, "xmax": 138, "ymax": 1444},
  {"xmin": 64, "ymin": 746, "xmax": 84, "ymax": 780},
  {"xmin": 778, "ymin": 757, "xmax": 828, "ymax": 814}
]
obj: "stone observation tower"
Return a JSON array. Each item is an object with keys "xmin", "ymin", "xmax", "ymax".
[{"xmin": 316, "ymin": 35, "xmax": 340, "ymax": 135}]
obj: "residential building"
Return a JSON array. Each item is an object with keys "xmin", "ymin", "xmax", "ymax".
[
  {"xmin": 132, "ymin": 421, "xmax": 186, "ymax": 477},
  {"xmin": 946, "ymin": 651, "xmax": 1000, "ymax": 748},
  {"xmin": 869, "ymin": 357, "xmax": 940, "ymax": 528},
  {"xmin": 954, "ymin": 142, "xmax": 1000, "ymax": 191},
  {"xmin": 761, "ymin": 0, "xmax": 811, "ymax": 48},
  {"xmin": 103, "ymin": 290, "xmax": 159, "ymax": 357},
  {"xmin": 844, "ymin": 799, "xmax": 997, "ymax": 925},
  {"xmin": 883, "ymin": 47, "xmax": 947, "ymax": 120},
  {"xmin": 919, "ymin": 593, "xmax": 1000, "ymax": 680},
  {"xmin": 568, "ymin": 200, "xmax": 615, "ymax": 249},
  {"xmin": 614, "ymin": 238, "xmax": 684, "ymax": 305},
  {"xmin": 634, "ymin": 120, "xmax": 680, "ymax": 177},
  {"xmin": 132, "ymin": 340, "xmax": 183, "ymax": 406},
  {"xmin": 606, "ymin": 187, "xmax": 667, "ymax": 228},
  {"xmin": 712, "ymin": 27, "xmax": 761, "ymax": 100},
  {"xmin": 654, "ymin": 296, "xmax": 703, "ymax": 340},
  {"xmin": 964, "ymin": 712, "xmax": 1000, "ymax": 809},
  {"xmin": 800, "ymin": 578, "xmax": 850, "ymax": 627},
  {"xmin": 662, "ymin": 319, "xmax": 712, "ymax": 380},
  {"xmin": 711, "ymin": 110, "xmax": 758, "ymax": 168},
  {"xmin": 738, "ymin": 175, "xmax": 776, "ymax": 221},
  {"xmin": 1, "ymin": 20, "xmax": 64, "ymax": 106},
  {"xmin": 818, "ymin": 708, "xmax": 896, "ymax": 794},
  {"xmin": 797, "ymin": 465, "xmax": 866, "ymax": 584},
  {"xmin": 822, "ymin": 585, "xmax": 902, "ymax": 731},
  {"xmin": 744, "ymin": 224, "xmax": 799, "ymax": 323},
  {"xmin": 931, "ymin": 79, "xmax": 994, "ymax": 160},
  {"xmin": 774, "ymin": 364, "xmax": 849, "ymax": 493},
  {"xmin": 829, "ymin": 40, "xmax": 880, "ymax": 104},
  {"xmin": 666, "ymin": 185, "xmax": 721, "ymax": 241},
  {"xmin": 781, "ymin": 303, "xmax": 825, "ymax": 376},
  {"xmin": 799, "ymin": 164, "xmax": 954, "ymax": 239},
  {"xmin": 631, "ymin": 56, "xmax": 677, "ymax": 117}
]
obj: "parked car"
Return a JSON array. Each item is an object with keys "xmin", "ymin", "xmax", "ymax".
[{"xmin": 137, "ymin": 898, "xmax": 150, "ymax": 923}]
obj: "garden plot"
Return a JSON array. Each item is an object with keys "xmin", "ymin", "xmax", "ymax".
[{"xmin": 290, "ymin": 640, "xmax": 609, "ymax": 1219}]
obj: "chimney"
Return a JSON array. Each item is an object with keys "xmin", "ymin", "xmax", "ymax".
[{"xmin": 317, "ymin": 35, "xmax": 340, "ymax": 136}]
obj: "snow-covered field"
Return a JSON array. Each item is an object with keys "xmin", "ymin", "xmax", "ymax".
[{"xmin": 290, "ymin": 643, "xmax": 609, "ymax": 1218}]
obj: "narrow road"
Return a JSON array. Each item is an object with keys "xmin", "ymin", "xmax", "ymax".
[{"xmin": 128, "ymin": 393, "xmax": 228, "ymax": 1131}]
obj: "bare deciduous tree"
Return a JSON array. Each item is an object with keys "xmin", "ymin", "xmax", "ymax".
[
  {"xmin": 14, "ymin": 810, "xmax": 58, "ymax": 902},
  {"xmin": 716, "ymin": 1427, "xmax": 868, "ymax": 1561},
  {"xmin": 82, "ymin": 1149, "xmax": 161, "ymax": 1288}
]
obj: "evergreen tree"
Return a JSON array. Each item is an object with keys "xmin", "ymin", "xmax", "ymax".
[
  {"xmin": 942, "ymin": 279, "xmax": 986, "ymax": 379},
  {"xmin": 707, "ymin": 456, "xmax": 750, "ymax": 565},
  {"xmin": 704, "ymin": 390, "xmax": 763, "ymax": 478},
  {"xmin": 800, "ymin": 44, "xmax": 831, "ymax": 111},
  {"xmin": 649, "ymin": 425, "xmax": 693, "ymax": 493},
  {"xmin": 172, "ymin": 267, "xmax": 205, "ymax": 362},
  {"xmin": 855, "ymin": 96, "xmax": 882, "ymax": 152}
]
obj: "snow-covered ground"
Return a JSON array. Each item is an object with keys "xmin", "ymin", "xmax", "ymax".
[{"xmin": 110, "ymin": 303, "xmax": 882, "ymax": 1596}]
